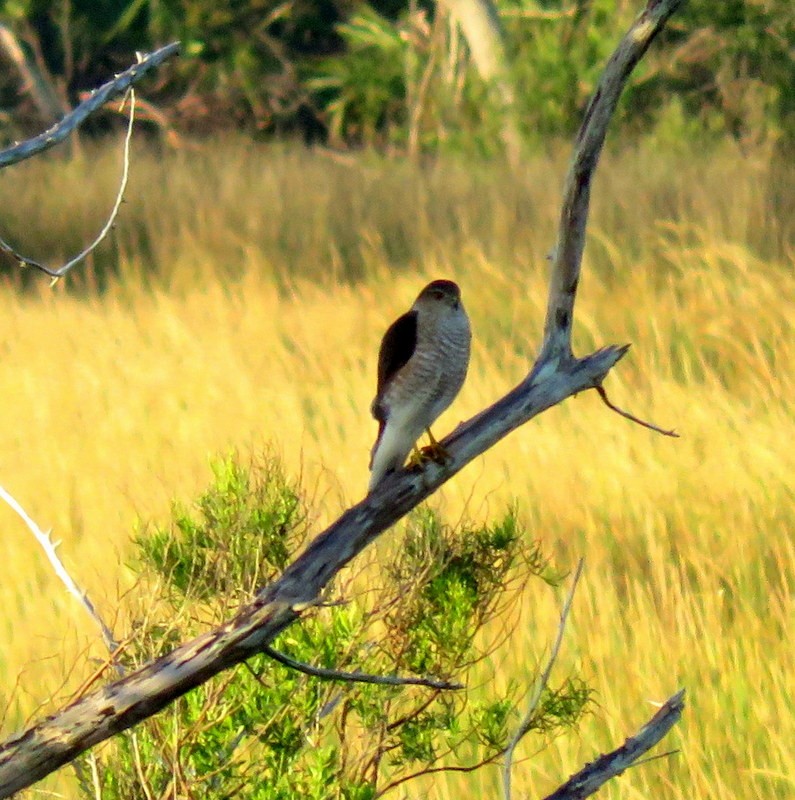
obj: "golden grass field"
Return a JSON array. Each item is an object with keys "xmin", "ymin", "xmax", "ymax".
[{"xmin": 0, "ymin": 138, "xmax": 792, "ymax": 798}]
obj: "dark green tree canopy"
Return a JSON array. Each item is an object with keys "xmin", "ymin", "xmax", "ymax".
[{"xmin": 1, "ymin": 0, "xmax": 791, "ymax": 151}]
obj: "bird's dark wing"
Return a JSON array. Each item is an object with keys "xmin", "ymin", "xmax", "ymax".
[{"xmin": 372, "ymin": 309, "xmax": 417, "ymax": 421}]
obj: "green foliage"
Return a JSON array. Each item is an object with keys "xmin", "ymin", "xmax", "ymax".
[
  {"xmin": 135, "ymin": 453, "xmax": 306, "ymax": 600},
  {"xmin": 307, "ymin": 7, "xmax": 408, "ymax": 147},
  {"xmin": 81, "ymin": 453, "xmax": 591, "ymax": 799},
  {"xmin": 383, "ymin": 506, "xmax": 554, "ymax": 675},
  {"xmin": 655, "ymin": 0, "xmax": 795, "ymax": 149},
  {"xmin": 505, "ymin": 0, "xmax": 635, "ymax": 139},
  {"xmin": 1, "ymin": 0, "xmax": 790, "ymax": 150}
]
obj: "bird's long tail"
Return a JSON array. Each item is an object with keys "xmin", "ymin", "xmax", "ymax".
[{"xmin": 368, "ymin": 422, "xmax": 410, "ymax": 492}]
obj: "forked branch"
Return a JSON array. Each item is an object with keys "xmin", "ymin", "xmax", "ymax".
[
  {"xmin": 0, "ymin": 1, "xmax": 683, "ymax": 795},
  {"xmin": 0, "ymin": 43, "xmax": 179, "ymax": 281}
]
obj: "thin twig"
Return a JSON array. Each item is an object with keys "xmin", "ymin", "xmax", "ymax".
[
  {"xmin": 262, "ymin": 645, "xmax": 463, "ymax": 690},
  {"xmin": 0, "ymin": 484, "xmax": 119, "ymax": 654},
  {"xmin": 88, "ymin": 751, "xmax": 101, "ymax": 800},
  {"xmin": 67, "ymin": 641, "xmax": 133, "ymax": 703},
  {"xmin": 627, "ymin": 748, "xmax": 680, "ymax": 769},
  {"xmin": 0, "ymin": 89, "xmax": 137, "ymax": 282},
  {"xmin": 503, "ymin": 559, "xmax": 584, "ymax": 800},
  {"xmin": 594, "ymin": 385, "xmax": 679, "ymax": 437},
  {"xmin": 542, "ymin": 690, "xmax": 685, "ymax": 800},
  {"xmin": 0, "ymin": 42, "xmax": 179, "ymax": 169}
]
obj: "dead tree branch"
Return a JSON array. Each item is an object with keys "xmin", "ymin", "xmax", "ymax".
[
  {"xmin": 0, "ymin": 485, "xmax": 119, "ymax": 654},
  {"xmin": 0, "ymin": 43, "xmax": 179, "ymax": 281},
  {"xmin": 0, "ymin": 41, "xmax": 179, "ymax": 170},
  {"xmin": 0, "ymin": 91, "xmax": 136, "ymax": 282},
  {"xmin": 261, "ymin": 645, "xmax": 463, "ymax": 690},
  {"xmin": 0, "ymin": 1, "xmax": 683, "ymax": 795},
  {"xmin": 542, "ymin": 690, "xmax": 686, "ymax": 800},
  {"xmin": 539, "ymin": 0, "xmax": 683, "ymax": 367}
]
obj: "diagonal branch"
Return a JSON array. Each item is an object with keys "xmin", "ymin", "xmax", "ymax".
[
  {"xmin": 543, "ymin": 689, "xmax": 686, "ymax": 799},
  {"xmin": 0, "ymin": 41, "xmax": 179, "ymax": 170},
  {"xmin": 0, "ymin": 485, "xmax": 119, "ymax": 654},
  {"xmin": 0, "ymin": 2, "xmax": 683, "ymax": 796}
]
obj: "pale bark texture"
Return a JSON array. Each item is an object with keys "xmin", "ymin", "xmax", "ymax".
[{"xmin": 543, "ymin": 690, "xmax": 686, "ymax": 799}]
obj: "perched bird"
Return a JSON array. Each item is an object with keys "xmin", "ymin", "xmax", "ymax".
[{"xmin": 369, "ymin": 279, "xmax": 471, "ymax": 492}]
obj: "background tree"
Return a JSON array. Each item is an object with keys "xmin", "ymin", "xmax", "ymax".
[{"xmin": 1, "ymin": 0, "xmax": 791, "ymax": 150}]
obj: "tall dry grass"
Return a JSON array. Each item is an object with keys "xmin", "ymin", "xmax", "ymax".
[{"xmin": 0, "ymin": 138, "xmax": 792, "ymax": 798}]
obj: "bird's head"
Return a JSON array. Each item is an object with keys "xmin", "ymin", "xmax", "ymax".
[{"xmin": 414, "ymin": 279, "xmax": 462, "ymax": 312}]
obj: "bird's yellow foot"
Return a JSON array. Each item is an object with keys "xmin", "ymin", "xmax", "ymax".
[
  {"xmin": 406, "ymin": 445, "xmax": 430, "ymax": 470},
  {"xmin": 407, "ymin": 429, "xmax": 450, "ymax": 470}
]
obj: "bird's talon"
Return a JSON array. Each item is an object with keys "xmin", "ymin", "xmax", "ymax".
[
  {"xmin": 420, "ymin": 442, "xmax": 450, "ymax": 465},
  {"xmin": 406, "ymin": 442, "xmax": 449, "ymax": 471},
  {"xmin": 406, "ymin": 447, "xmax": 429, "ymax": 470}
]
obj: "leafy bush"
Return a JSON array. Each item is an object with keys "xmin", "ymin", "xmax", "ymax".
[{"xmin": 79, "ymin": 453, "xmax": 590, "ymax": 799}]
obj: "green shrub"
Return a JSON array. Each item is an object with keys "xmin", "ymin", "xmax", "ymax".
[{"xmin": 80, "ymin": 452, "xmax": 589, "ymax": 799}]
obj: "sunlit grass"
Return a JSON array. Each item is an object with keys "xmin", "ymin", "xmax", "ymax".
[{"xmin": 0, "ymin": 138, "xmax": 792, "ymax": 798}]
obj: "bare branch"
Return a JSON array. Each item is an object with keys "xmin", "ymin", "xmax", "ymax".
[
  {"xmin": 0, "ymin": 485, "xmax": 118, "ymax": 654},
  {"xmin": 0, "ymin": 2, "xmax": 683, "ymax": 795},
  {"xmin": 0, "ymin": 90, "xmax": 137, "ymax": 282},
  {"xmin": 503, "ymin": 559, "xmax": 584, "ymax": 800},
  {"xmin": 594, "ymin": 385, "xmax": 679, "ymax": 437},
  {"xmin": 0, "ymin": 42, "xmax": 179, "ymax": 169},
  {"xmin": 539, "ymin": 0, "xmax": 685, "ymax": 366},
  {"xmin": 542, "ymin": 690, "xmax": 686, "ymax": 800},
  {"xmin": 262, "ymin": 645, "xmax": 463, "ymax": 690}
]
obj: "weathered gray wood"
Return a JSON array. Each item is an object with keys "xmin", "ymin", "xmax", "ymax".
[
  {"xmin": 0, "ymin": 1, "xmax": 683, "ymax": 795},
  {"xmin": 539, "ymin": 0, "xmax": 684, "ymax": 366},
  {"xmin": 0, "ymin": 348, "xmax": 624, "ymax": 797},
  {"xmin": 543, "ymin": 689, "xmax": 686, "ymax": 799},
  {"xmin": 0, "ymin": 42, "xmax": 180, "ymax": 169}
]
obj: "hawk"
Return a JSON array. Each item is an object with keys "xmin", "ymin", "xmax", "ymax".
[{"xmin": 368, "ymin": 279, "xmax": 471, "ymax": 492}]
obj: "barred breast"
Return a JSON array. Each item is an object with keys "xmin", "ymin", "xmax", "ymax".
[{"xmin": 388, "ymin": 303, "xmax": 470, "ymax": 437}]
